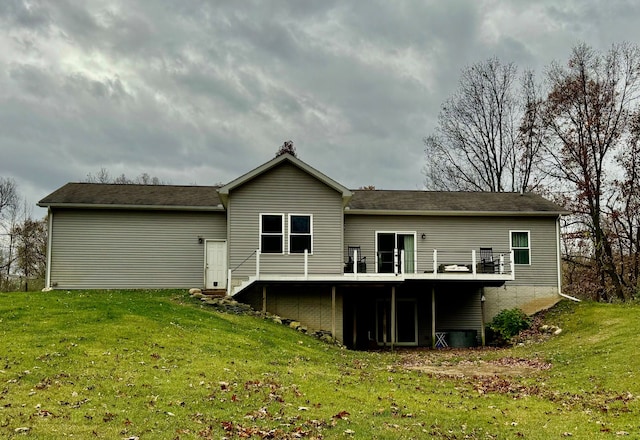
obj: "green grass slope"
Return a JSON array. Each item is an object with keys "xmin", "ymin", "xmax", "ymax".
[{"xmin": 0, "ymin": 291, "xmax": 638, "ymax": 439}]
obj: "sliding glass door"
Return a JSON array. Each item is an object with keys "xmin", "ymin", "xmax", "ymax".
[
  {"xmin": 375, "ymin": 298, "xmax": 418, "ymax": 346},
  {"xmin": 376, "ymin": 232, "xmax": 416, "ymax": 273}
]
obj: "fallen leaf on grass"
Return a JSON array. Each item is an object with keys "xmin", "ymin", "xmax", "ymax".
[{"xmin": 332, "ymin": 411, "xmax": 350, "ymax": 420}]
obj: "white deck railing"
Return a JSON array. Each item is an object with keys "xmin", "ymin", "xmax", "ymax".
[{"xmin": 249, "ymin": 248, "xmax": 515, "ymax": 278}]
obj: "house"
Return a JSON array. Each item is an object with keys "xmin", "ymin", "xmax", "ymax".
[{"xmin": 38, "ymin": 153, "xmax": 569, "ymax": 348}]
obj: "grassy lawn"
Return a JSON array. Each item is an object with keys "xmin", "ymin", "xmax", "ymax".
[{"xmin": 0, "ymin": 291, "xmax": 638, "ymax": 439}]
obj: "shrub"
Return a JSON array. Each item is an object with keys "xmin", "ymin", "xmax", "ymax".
[{"xmin": 487, "ymin": 308, "xmax": 531, "ymax": 345}]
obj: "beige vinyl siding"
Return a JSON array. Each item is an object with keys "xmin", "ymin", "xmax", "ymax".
[
  {"xmin": 435, "ymin": 289, "xmax": 482, "ymax": 335},
  {"xmin": 49, "ymin": 209, "xmax": 226, "ymax": 289},
  {"xmin": 228, "ymin": 163, "xmax": 344, "ymax": 278},
  {"xmin": 345, "ymin": 214, "xmax": 559, "ymax": 287}
]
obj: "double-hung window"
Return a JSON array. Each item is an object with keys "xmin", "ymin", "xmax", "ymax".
[
  {"xmin": 288, "ymin": 214, "xmax": 312, "ymax": 254},
  {"xmin": 511, "ymin": 231, "xmax": 530, "ymax": 265},
  {"xmin": 260, "ymin": 214, "xmax": 284, "ymax": 253}
]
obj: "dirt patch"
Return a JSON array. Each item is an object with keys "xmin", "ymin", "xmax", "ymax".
[{"xmin": 398, "ymin": 349, "xmax": 551, "ymax": 378}]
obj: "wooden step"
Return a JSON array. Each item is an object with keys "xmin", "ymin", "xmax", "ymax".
[{"xmin": 201, "ymin": 289, "xmax": 227, "ymax": 297}]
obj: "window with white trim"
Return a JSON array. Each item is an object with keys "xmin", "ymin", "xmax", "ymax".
[
  {"xmin": 260, "ymin": 214, "xmax": 284, "ymax": 253},
  {"xmin": 511, "ymin": 231, "xmax": 530, "ymax": 265},
  {"xmin": 288, "ymin": 214, "xmax": 312, "ymax": 254}
]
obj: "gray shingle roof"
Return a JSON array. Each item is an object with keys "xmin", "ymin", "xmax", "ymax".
[
  {"xmin": 38, "ymin": 183, "xmax": 567, "ymax": 215},
  {"xmin": 347, "ymin": 190, "xmax": 567, "ymax": 214},
  {"xmin": 38, "ymin": 183, "xmax": 221, "ymax": 209}
]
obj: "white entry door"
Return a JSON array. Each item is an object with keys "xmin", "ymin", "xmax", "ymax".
[{"xmin": 205, "ymin": 241, "xmax": 227, "ymax": 289}]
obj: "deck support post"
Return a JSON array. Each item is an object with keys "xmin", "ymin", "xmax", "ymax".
[
  {"xmin": 431, "ymin": 286, "xmax": 436, "ymax": 348},
  {"xmin": 352, "ymin": 305, "xmax": 357, "ymax": 348},
  {"xmin": 480, "ymin": 289, "xmax": 486, "ymax": 346},
  {"xmin": 391, "ymin": 286, "xmax": 396, "ymax": 351},
  {"xmin": 262, "ymin": 285, "xmax": 267, "ymax": 315},
  {"xmin": 331, "ymin": 286, "xmax": 336, "ymax": 341}
]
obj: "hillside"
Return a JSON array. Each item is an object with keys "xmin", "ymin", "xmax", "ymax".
[{"xmin": 0, "ymin": 291, "xmax": 638, "ymax": 439}]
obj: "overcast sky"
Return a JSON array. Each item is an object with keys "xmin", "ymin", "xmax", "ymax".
[{"xmin": 2, "ymin": 1, "xmax": 640, "ymax": 214}]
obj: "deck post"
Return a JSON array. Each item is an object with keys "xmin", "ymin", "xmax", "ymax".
[
  {"xmin": 331, "ymin": 286, "xmax": 336, "ymax": 341},
  {"xmin": 433, "ymin": 249, "xmax": 438, "ymax": 274},
  {"xmin": 509, "ymin": 250, "xmax": 515, "ymax": 278},
  {"xmin": 256, "ymin": 250, "xmax": 260, "ymax": 279},
  {"xmin": 480, "ymin": 290, "xmax": 486, "ymax": 346},
  {"xmin": 390, "ymin": 286, "xmax": 396, "ymax": 351},
  {"xmin": 353, "ymin": 249, "xmax": 358, "ymax": 274},
  {"xmin": 471, "ymin": 249, "xmax": 477, "ymax": 275},
  {"xmin": 227, "ymin": 269, "xmax": 232, "ymax": 296},
  {"xmin": 394, "ymin": 248, "xmax": 399, "ymax": 274},
  {"xmin": 262, "ymin": 285, "xmax": 267, "ymax": 315},
  {"xmin": 352, "ymin": 306, "xmax": 357, "ymax": 348},
  {"xmin": 499, "ymin": 254, "xmax": 505, "ymax": 274},
  {"xmin": 431, "ymin": 286, "xmax": 436, "ymax": 348}
]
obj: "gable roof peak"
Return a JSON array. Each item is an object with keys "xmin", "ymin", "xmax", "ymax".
[{"xmin": 217, "ymin": 153, "xmax": 352, "ymax": 207}]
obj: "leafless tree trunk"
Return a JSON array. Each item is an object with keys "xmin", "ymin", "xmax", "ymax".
[
  {"xmin": 424, "ymin": 58, "xmax": 546, "ymax": 192},
  {"xmin": 544, "ymin": 42, "xmax": 640, "ymax": 301}
]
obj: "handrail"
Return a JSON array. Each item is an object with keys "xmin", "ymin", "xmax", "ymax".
[{"xmin": 230, "ymin": 250, "xmax": 257, "ymax": 272}]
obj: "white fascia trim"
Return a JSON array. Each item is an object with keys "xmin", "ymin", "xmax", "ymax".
[
  {"xmin": 45, "ymin": 207, "xmax": 53, "ymax": 289},
  {"xmin": 37, "ymin": 203, "xmax": 225, "ymax": 212},
  {"xmin": 556, "ymin": 215, "xmax": 563, "ymax": 295},
  {"xmin": 344, "ymin": 209, "xmax": 568, "ymax": 217}
]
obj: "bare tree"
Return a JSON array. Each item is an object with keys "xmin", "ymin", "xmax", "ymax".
[
  {"xmin": 0, "ymin": 177, "xmax": 18, "ymax": 219},
  {"xmin": 544, "ymin": 42, "xmax": 640, "ymax": 301},
  {"xmin": 0, "ymin": 178, "xmax": 20, "ymax": 289},
  {"xmin": 85, "ymin": 168, "xmax": 113, "ymax": 183},
  {"xmin": 85, "ymin": 169, "xmax": 166, "ymax": 185},
  {"xmin": 424, "ymin": 58, "xmax": 545, "ymax": 192},
  {"xmin": 11, "ymin": 216, "xmax": 47, "ymax": 292}
]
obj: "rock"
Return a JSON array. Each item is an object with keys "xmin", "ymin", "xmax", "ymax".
[
  {"xmin": 289, "ymin": 321, "xmax": 301, "ymax": 330},
  {"xmin": 272, "ymin": 317, "xmax": 282, "ymax": 325},
  {"xmin": 189, "ymin": 288, "xmax": 202, "ymax": 295},
  {"xmin": 553, "ymin": 328, "xmax": 563, "ymax": 335},
  {"xmin": 321, "ymin": 334, "xmax": 334, "ymax": 343}
]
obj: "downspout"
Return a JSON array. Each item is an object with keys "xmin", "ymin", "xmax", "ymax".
[
  {"xmin": 45, "ymin": 207, "xmax": 53, "ymax": 290},
  {"xmin": 556, "ymin": 214, "xmax": 580, "ymax": 302}
]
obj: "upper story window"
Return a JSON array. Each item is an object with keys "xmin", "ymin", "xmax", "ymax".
[
  {"xmin": 289, "ymin": 214, "xmax": 312, "ymax": 254},
  {"xmin": 260, "ymin": 214, "xmax": 284, "ymax": 253},
  {"xmin": 511, "ymin": 231, "xmax": 530, "ymax": 265}
]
